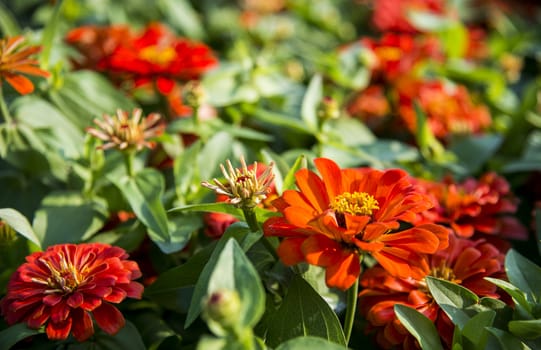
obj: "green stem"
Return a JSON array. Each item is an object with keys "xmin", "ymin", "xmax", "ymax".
[
  {"xmin": 124, "ymin": 150, "xmax": 136, "ymax": 177},
  {"xmin": 343, "ymin": 277, "xmax": 359, "ymax": 345},
  {"xmin": 242, "ymin": 207, "xmax": 278, "ymax": 260},
  {"xmin": 0, "ymin": 84, "xmax": 13, "ymax": 125}
]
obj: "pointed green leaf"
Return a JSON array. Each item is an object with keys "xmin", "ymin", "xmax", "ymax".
[
  {"xmin": 275, "ymin": 336, "xmax": 348, "ymax": 350},
  {"xmin": 394, "ymin": 304, "xmax": 444, "ymax": 350},
  {"xmin": 0, "ymin": 323, "xmax": 42, "ymax": 350},
  {"xmin": 0, "ymin": 208, "xmax": 41, "ymax": 249},
  {"xmin": 462, "ymin": 310, "xmax": 496, "ymax": 350},
  {"xmin": 505, "ymin": 249, "xmax": 541, "ymax": 303},
  {"xmin": 206, "ymin": 239, "xmax": 265, "ymax": 329},
  {"xmin": 282, "ymin": 154, "xmax": 307, "ymax": 192},
  {"xmin": 426, "ymin": 276, "xmax": 478, "ymax": 329},
  {"xmin": 0, "ymin": 2, "xmax": 20, "ymax": 36},
  {"xmin": 301, "ymin": 74, "xmax": 323, "ymax": 132},
  {"xmin": 197, "ymin": 131, "xmax": 233, "ymax": 181},
  {"xmin": 169, "ymin": 202, "xmax": 243, "ymax": 220},
  {"xmin": 264, "ymin": 274, "xmax": 346, "ymax": 347},
  {"xmin": 486, "ymin": 328, "xmax": 532, "ymax": 350},
  {"xmin": 110, "ymin": 169, "xmax": 184, "ymax": 253},
  {"xmin": 509, "ymin": 320, "xmax": 541, "ymax": 340},
  {"xmin": 484, "ymin": 277, "xmax": 531, "ymax": 314}
]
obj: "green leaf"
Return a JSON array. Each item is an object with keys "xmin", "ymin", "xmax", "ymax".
[
  {"xmin": 282, "ymin": 154, "xmax": 307, "ymax": 192},
  {"xmin": 169, "ymin": 202, "xmax": 244, "ymax": 220},
  {"xmin": 0, "ymin": 2, "xmax": 20, "ymax": 36},
  {"xmin": 0, "ymin": 208, "xmax": 41, "ymax": 249},
  {"xmin": 185, "ymin": 230, "xmax": 259, "ymax": 328},
  {"xmin": 509, "ymin": 320, "xmax": 541, "ymax": 340},
  {"xmin": 301, "ymin": 74, "xmax": 322, "ymax": 132},
  {"xmin": 264, "ymin": 274, "xmax": 346, "ymax": 347},
  {"xmin": 275, "ymin": 336, "xmax": 348, "ymax": 350},
  {"xmin": 110, "ymin": 169, "xmax": 184, "ymax": 254},
  {"xmin": 197, "ymin": 131, "xmax": 233, "ymax": 181},
  {"xmin": 90, "ymin": 321, "xmax": 146, "ymax": 350},
  {"xmin": 0, "ymin": 323, "xmax": 42, "ymax": 350},
  {"xmin": 157, "ymin": 0, "xmax": 204, "ymax": 39},
  {"xmin": 206, "ymin": 239, "xmax": 266, "ymax": 329},
  {"xmin": 484, "ymin": 277, "xmax": 531, "ymax": 314},
  {"xmin": 32, "ymin": 191, "xmax": 107, "ymax": 248},
  {"xmin": 39, "ymin": 0, "xmax": 63, "ymax": 69},
  {"xmin": 394, "ymin": 304, "xmax": 444, "ymax": 350},
  {"xmin": 486, "ymin": 328, "xmax": 533, "ymax": 350},
  {"xmin": 461, "ymin": 310, "xmax": 496, "ymax": 350},
  {"xmin": 450, "ymin": 134, "xmax": 503, "ymax": 175},
  {"xmin": 426, "ymin": 276, "xmax": 478, "ymax": 329},
  {"xmin": 505, "ymin": 249, "xmax": 541, "ymax": 303}
]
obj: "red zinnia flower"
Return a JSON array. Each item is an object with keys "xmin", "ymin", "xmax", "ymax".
[
  {"xmin": 396, "ymin": 77, "xmax": 491, "ymax": 140},
  {"xmin": 0, "ymin": 35, "xmax": 50, "ymax": 95},
  {"xmin": 106, "ymin": 22, "xmax": 217, "ymax": 94},
  {"xmin": 0, "ymin": 243, "xmax": 144, "ymax": 342},
  {"xmin": 359, "ymin": 235, "xmax": 507, "ymax": 349},
  {"xmin": 413, "ymin": 173, "xmax": 528, "ymax": 240},
  {"xmin": 370, "ymin": 0, "xmax": 446, "ymax": 33},
  {"xmin": 263, "ymin": 158, "xmax": 449, "ymax": 290}
]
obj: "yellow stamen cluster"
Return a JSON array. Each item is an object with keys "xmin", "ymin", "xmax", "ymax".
[
  {"xmin": 34, "ymin": 253, "xmax": 84, "ymax": 294},
  {"xmin": 429, "ymin": 264, "xmax": 459, "ymax": 283},
  {"xmin": 202, "ymin": 156, "xmax": 275, "ymax": 209},
  {"xmin": 330, "ymin": 191, "xmax": 380, "ymax": 216},
  {"xmin": 139, "ymin": 45, "xmax": 176, "ymax": 66}
]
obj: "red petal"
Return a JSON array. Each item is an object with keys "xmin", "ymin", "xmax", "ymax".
[
  {"xmin": 4, "ymin": 74, "xmax": 34, "ymax": 94},
  {"xmin": 46, "ymin": 318, "xmax": 72, "ymax": 340},
  {"xmin": 71, "ymin": 308, "xmax": 95, "ymax": 342},
  {"xmin": 92, "ymin": 303, "xmax": 125, "ymax": 335},
  {"xmin": 276, "ymin": 237, "xmax": 306, "ymax": 265}
]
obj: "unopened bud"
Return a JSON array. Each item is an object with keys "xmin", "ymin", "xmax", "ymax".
[
  {"xmin": 318, "ymin": 96, "xmax": 340, "ymax": 121},
  {"xmin": 203, "ymin": 289, "xmax": 242, "ymax": 334},
  {"xmin": 184, "ymin": 81, "xmax": 205, "ymax": 109},
  {"xmin": 0, "ymin": 221, "xmax": 17, "ymax": 246}
]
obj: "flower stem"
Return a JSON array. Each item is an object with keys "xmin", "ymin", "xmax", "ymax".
[
  {"xmin": 124, "ymin": 151, "xmax": 136, "ymax": 177},
  {"xmin": 343, "ymin": 277, "xmax": 359, "ymax": 345},
  {"xmin": 0, "ymin": 84, "xmax": 13, "ymax": 125},
  {"xmin": 242, "ymin": 207, "xmax": 278, "ymax": 260}
]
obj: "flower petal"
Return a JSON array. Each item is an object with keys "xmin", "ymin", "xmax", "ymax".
[{"xmin": 93, "ymin": 303, "xmax": 125, "ymax": 335}]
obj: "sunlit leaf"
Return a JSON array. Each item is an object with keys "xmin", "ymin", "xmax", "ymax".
[{"xmin": 394, "ymin": 304, "xmax": 444, "ymax": 350}]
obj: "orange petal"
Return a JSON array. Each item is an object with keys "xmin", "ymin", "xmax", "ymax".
[
  {"xmin": 294, "ymin": 168, "xmax": 329, "ymax": 213},
  {"xmin": 277, "ymin": 237, "xmax": 306, "ymax": 265},
  {"xmin": 4, "ymin": 74, "xmax": 34, "ymax": 94},
  {"xmin": 314, "ymin": 158, "xmax": 343, "ymax": 199},
  {"xmin": 324, "ymin": 251, "xmax": 361, "ymax": 290}
]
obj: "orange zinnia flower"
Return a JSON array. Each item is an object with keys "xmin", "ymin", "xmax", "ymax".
[
  {"xmin": 263, "ymin": 158, "xmax": 449, "ymax": 290},
  {"xmin": 413, "ymin": 173, "xmax": 528, "ymax": 240},
  {"xmin": 0, "ymin": 243, "xmax": 143, "ymax": 342},
  {"xmin": 359, "ymin": 235, "xmax": 507, "ymax": 349},
  {"xmin": 0, "ymin": 35, "xmax": 49, "ymax": 95}
]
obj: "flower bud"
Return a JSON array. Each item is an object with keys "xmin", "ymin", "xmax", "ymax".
[{"xmin": 202, "ymin": 289, "xmax": 242, "ymax": 335}]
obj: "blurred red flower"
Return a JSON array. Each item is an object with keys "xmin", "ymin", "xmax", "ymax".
[
  {"xmin": 413, "ymin": 173, "xmax": 528, "ymax": 240},
  {"xmin": 370, "ymin": 0, "xmax": 446, "ymax": 33},
  {"xmin": 65, "ymin": 23, "xmax": 217, "ymax": 94},
  {"xmin": 359, "ymin": 234, "xmax": 507, "ymax": 349},
  {"xmin": 361, "ymin": 33, "xmax": 441, "ymax": 81},
  {"xmin": 0, "ymin": 35, "xmax": 49, "ymax": 95},
  {"xmin": 0, "ymin": 243, "xmax": 143, "ymax": 342},
  {"xmin": 264, "ymin": 158, "xmax": 448, "ymax": 290},
  {"xmin": 396, "ymin": 77, "xmax": 492, "ymax": 140}
]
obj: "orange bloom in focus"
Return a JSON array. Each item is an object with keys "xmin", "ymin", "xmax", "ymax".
[
  {"xmin": 0, "ymin": 36, "xmax": 49, "ymax": 95},
  {"xmin": 264, "ymin": 158, "xmax": 449, "ymax": 290},
  {"xmin": 413, "ymin": 173, "xmax": 528, "ymax": 240},
  {"xmin": 0, "ymin": 243, "xmax": 143, "ymax": 341},
  {"xmin": 397, "ymin": 78, "xmax": 491, "ymax": 140},
  {"xmin": 359, "ymin": 235, "xmax": 507, "ymax": 349}
]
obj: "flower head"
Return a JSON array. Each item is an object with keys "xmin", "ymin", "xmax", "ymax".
[
  {"xmin": 202, "ymin": 157, "xmax": 275, "ymax": 210},
  {"xmin": 86, "ymin": 108, "xmax": 165, "ymax": 151},
  {"xmin": 370, "ymin": 0, "xmax": 446, "ymax": 33},
  {"xmin": 0, "ymin": 35, "xmax": 50, "ymax": 95},
  {"xmin": 0, "ymin": 243, "xmax": 143, "ymax": 342},
  {"xmin": 358, "ymin": 235, "xmax": 507, "ymax": 349},
  {"xmin": 263, "ymin": 158, "xmax": 449, "ymax": 290},
  {"xmin": 413, "ymin": 173, "xmax": 528, "ymax": 240}
]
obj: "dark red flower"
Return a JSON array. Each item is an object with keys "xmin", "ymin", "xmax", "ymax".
[
  {"xmin": 413, "ymin": 173, "xmax": 528, "ymax": 240},
  {"xmin": 359, "ymin": 235, "xmax": 507, "ymax": 349},
  {"xmin": 1, "ymin": 243, "xmax": 143, "ymax": 342}
]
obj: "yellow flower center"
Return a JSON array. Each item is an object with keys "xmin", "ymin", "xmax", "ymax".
[
  {"xmin": 429, "ymin": 264, "xmax": 458, "ymax": 283},
  {"xmin": 39, "ymin": 254, "xmax": 84, "ymax": 294},
  {"xmin": 330, "ymin": 191, "xmax": 379, "ymax": 216},
  {"xmin": 139, "ymin": 45, "xmax": 176, "ymax": 66}
]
